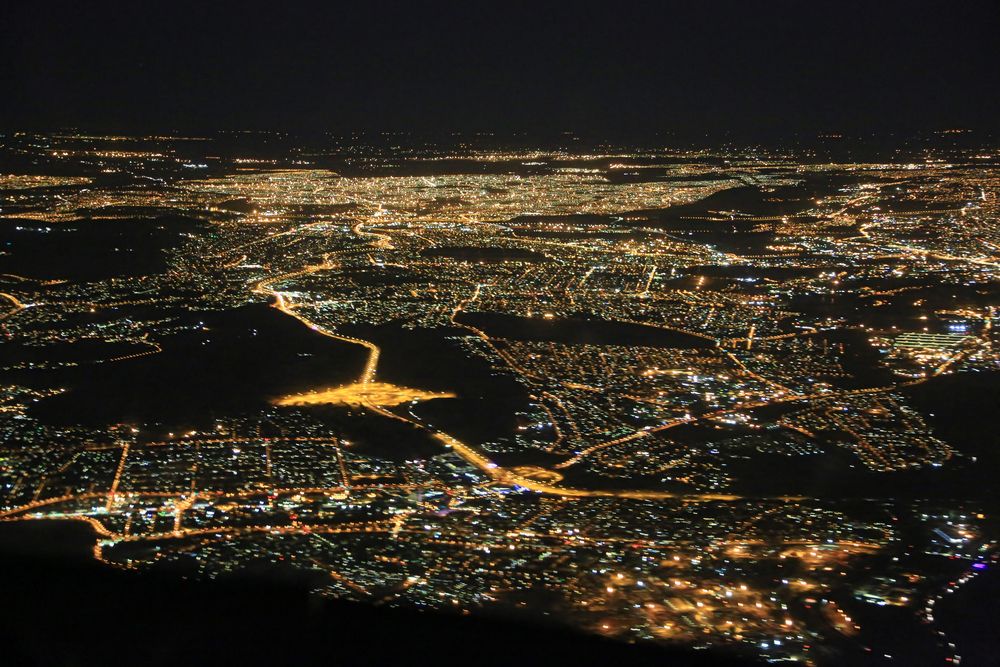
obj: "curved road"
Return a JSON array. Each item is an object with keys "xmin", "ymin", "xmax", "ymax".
[{"xmin": 252, "ymin": 227, "xmax": 770, "ymax": 503}]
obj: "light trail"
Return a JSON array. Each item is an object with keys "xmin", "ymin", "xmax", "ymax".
[
  {"xmin": 640, "ymin": 265, "xmax": 657, "ymax": 295},
  {"xmin": 0, "ymin": 292, "xmax": 28, "ymax": 321},
  {"xmin": 106, "ymin": 443, "xmax": 130, "ymax": 512},
  {"xmin": 252, "ymin": 254, "xmax": 381, "ymax": 384}
]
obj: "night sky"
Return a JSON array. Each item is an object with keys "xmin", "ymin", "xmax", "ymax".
[{"xmin": 2, "ymin": 1, "xmax": 999, "ymax": 139}]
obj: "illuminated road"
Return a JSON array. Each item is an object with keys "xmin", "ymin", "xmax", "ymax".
[
  {"xmin": 251, "ymin": 230, "xmax": 762, "ymax": 502},
  {"xmin": 243, "ymin": 205, "xmax": 968, "ymax": 501},
  {"xmin": 365, "ymin": 399, "xmax": 749, "ymax": 501},
  {"xmin": 553, "ymin": 414, "xmax": 695, "ymax": 470},
  {"xmin": 0, "ymin": 291, "xmax": 28, "ymax": 321},
  {"xmin": 352, "ymin": 221, "xmax": 393, "ymax": 249},
  {"xmin": 252, "ymin": 255, "xmax": 380, "ymax": 384}
]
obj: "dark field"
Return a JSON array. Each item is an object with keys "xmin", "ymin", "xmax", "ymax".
[
  {"xmin": 456, "ymin": 311, "xmax": 715, "ymax": 348},
  {"xmin": 23, "ymin": 304, "xmax": 367, "ymax": 433},
  {"xmin": 343, "ymin": 323, "xmax": 537, "ymax": 453},
  {"xmin": 0, "ymin": 214, "xmax": 203, "ymax": 281},
  {"xmin": 0, "ymin": 521, "xmax": 757, "ymax": 667}
]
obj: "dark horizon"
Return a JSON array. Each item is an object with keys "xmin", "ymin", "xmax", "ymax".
[{"xmin": 3, "ymin": 1, "xmax": 999, "ymax": 139}]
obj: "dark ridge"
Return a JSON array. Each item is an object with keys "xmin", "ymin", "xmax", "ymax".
[
  {"xmin": 625, "ymin": 185, "xmax": 805, "ymax": 224},
  {"xmin": 420, "ymin": 246, "xmax": 551, "ymax": 263},
  {"xmin": 603, "ymin": 171, "xmax": 738, "ymax": 185},
  {"xmin": 214, "ymin": 197, "xmax": 257, "ymax": 213},
  {"xmin": 627, "ymin": 176, "xmax": 863, "ymax": 230},
  {"xmin": 22, "ymin": 304, "xmax": 367, "ymax": 433},
  {"xmin": 457, "ymin": 311, "xmax": 714, "ymax": 348},
  {"xmin": 507, "ymin": 213, "xmax": 616, "ymax": 226},
  {"xmin": 0, "ymin": 214, "xmax": 203, "ymax": 281},
  {"xmin": 0, "ymin": 339, "xmax": 152, "ymax": 367}
]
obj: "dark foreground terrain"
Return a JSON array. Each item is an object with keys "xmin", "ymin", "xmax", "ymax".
[{"xmin": 0, "ymin": 521, "xmax": 756, "ymax": 667}]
